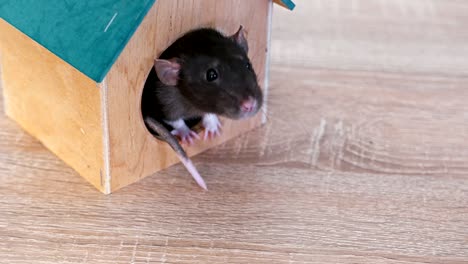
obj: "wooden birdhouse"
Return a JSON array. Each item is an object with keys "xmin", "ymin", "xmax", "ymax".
[{"xmin": 0, "ymin": 0, "xmax": 295, "ymax": 194}]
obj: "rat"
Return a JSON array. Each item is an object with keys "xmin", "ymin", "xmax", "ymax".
[{"xmin": 142, "ymin": 25, "xmax": 263, "ymax": 190}]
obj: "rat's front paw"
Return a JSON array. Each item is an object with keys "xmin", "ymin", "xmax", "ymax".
[
  {"xmin": 171, "ymin": 127, "xmax": 199, "ymax": 145},
  {"xmin": 202, "ymin": 114, "xmax": 222, "ymax": 140}
]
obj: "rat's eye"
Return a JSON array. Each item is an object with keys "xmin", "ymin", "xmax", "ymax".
[
  {"xmin": 246, "ymin": 62, "xmax": 252, "ymax": 70},
  {"xmin": 206, "ymin": 68, "xmax": 218, "ymax": 82}
]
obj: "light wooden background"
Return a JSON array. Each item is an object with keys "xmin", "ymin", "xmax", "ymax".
[{"xmin": 1, "ymin": 0, "xmax": 468, "ymax": 263}]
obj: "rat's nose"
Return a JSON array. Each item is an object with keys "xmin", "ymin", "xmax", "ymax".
[{"xmin": 241, "ymin": 97, "xmax": 257, "ymax": 113}]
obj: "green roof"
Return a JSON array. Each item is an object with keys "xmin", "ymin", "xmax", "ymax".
[
  {"xmin": 0, "ymin": 0, "xmax": 155, "ymax": 82},
  {"xmin": 276, "ymin": 0, "xmax": 296, "ymax": 10},
  {"xmin": 0, "ymin": 0, "xmax": 294, "ymax": 83}
]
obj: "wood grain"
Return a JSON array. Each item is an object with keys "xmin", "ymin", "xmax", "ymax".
[
  {"xmin": 1, "ymin": 0, "xmax": 468, "ymax": 263},
  {"xmin": 0, "ymin": 19, "xmax": 105, "ymax": 192},
  {"xmin": 105, "ymin": 0, "xmax": 270, "ymax": 192}
]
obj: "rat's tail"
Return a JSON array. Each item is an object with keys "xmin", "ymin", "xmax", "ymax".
[{"xmin": 144, "ymin": 117, "xmax": 207, "ymax": 190}]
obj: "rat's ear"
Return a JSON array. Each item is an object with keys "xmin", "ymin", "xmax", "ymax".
[
  {"xmin": 154, "ymin": 59, "xmax": 180, "ymax": 86},
  {"xmin": 231, "ymin": 25, "xmax": 249, "ymax": 53}
]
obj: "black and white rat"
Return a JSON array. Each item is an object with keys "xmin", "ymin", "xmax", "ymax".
[{"xmin": 142, "ymin": 26, "xmax": 263, "ymax": 190}]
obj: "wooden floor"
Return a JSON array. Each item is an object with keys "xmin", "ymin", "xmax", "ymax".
[{"xmin": 1, "ymin": 1, "xmax": 468, "ymax": 263}]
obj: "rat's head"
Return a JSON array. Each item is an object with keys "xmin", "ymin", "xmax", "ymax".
[{"xmin": 154, "ymin": 26, "xmax": 263, "ymax": 120}]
